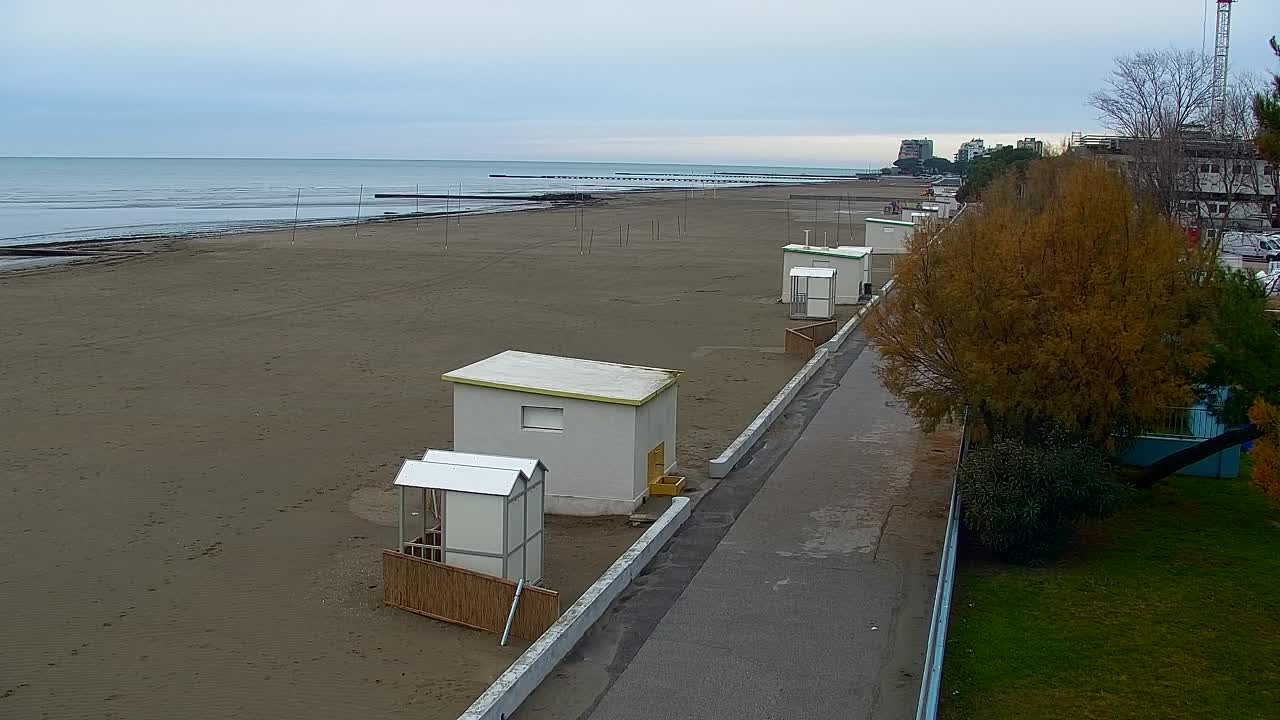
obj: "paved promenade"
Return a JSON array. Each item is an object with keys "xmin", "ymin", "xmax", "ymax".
[{"xmin": 521, "ymin": 340, "xmax": 960, "ymax": 720}]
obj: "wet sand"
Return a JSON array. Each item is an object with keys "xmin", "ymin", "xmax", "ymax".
[{"xmin": 0, "ymin": 180, "xmax": 923, "ymax": 718}]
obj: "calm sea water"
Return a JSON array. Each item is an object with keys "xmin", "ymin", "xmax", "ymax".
[{"xmin": 0, "ymin": 157, "xmax": 870, "ymax": 247}]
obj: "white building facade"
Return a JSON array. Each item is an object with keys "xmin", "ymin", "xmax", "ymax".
[
  {"xmin": 1017, "ymin": 137, "xmax": 1046, "ymax": 156},
  {"xmin": 955, "ymin": 138, "xmax": 986, "ymax": 163},
  {"xmin": 1076, "ymin": 134, "xmax": 1279, "ymax": 234}
]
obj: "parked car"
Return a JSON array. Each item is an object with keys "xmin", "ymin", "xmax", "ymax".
[{"xmin": 1220, "ymin": 231, "xmax": 1280, "ymax": 262}]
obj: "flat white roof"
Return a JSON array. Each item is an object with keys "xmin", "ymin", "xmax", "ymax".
[
  {"xmin": 865, "ymin": 217, "xmax": 914, "ymax": 227},
  {"xmin": 790, "ymin": 267, "xmax": 836, "ymax": 278},
  {"xmin": 421, "ymin": 449, "xmax": 546, "ymax": 478},
  {"xmin": 443, "ymin": 350, "xmax": 681, "ymax": 406},
  {"xmin": 782, "ymin": 244, "xmax": 872, "ymax": 259},
  {"xmin": 393, "ymin": 458, "xmax": 525, "ymax": 496}
]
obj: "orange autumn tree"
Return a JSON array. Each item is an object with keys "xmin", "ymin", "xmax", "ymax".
[
  {"xmin": 1248, "ymin": 399, "xmax": 1280, "ymax": 502},
  {"xmin": 868, "ymin": 155, "xmax": 1213, "ymax": 447}
]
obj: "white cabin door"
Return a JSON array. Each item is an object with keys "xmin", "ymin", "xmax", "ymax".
[{"xmin": 806, "ymin": 276, "xmax": 830, "ymax": 318}]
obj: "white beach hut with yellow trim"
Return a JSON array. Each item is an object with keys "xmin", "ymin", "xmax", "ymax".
[{"xmin": 443, "ymin": 351, "xmax": 681, "ymax": 516}]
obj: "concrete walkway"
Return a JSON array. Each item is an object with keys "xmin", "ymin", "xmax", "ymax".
[
  {"xmin": 518, "ymin": 342, "xmax": 960, "ymax": 720},
  {"xmin": 584, "ymin": 345, "xmax": 959, "ymax": 719}
]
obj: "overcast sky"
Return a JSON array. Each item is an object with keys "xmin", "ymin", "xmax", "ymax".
[{"xmin": 2, "ymin": 0, "xmax": 1277, "ymax": 166}]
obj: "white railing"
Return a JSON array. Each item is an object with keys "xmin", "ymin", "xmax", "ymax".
[{"xmin": 1143, "ymin": 406, "xmax": 1225, "ymax": 439}]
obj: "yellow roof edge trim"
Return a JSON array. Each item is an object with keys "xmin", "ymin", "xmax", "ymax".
[{"xmin": 441, "ymin": 372, "xmax": 681, "ymax": 406}]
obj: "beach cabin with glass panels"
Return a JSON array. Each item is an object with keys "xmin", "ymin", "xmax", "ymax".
[
  {"xmin": 780, "ymin": 244, "xmax": 871, "ymax": 305},
  {"xmin": 787, "ymin": 267, "xmax": 837, "ymax": 319},
  {"xmin": 392, "ymin": 450, "xmax": 545, "ymax": 583},
  {"xmin": 443, "ymin": 351, "xmax": 681, "ymax": 516}
]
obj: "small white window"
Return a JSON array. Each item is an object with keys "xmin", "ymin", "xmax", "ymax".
[{"xmin": 521, "ymin": 406, "xmax": 564, "ymax": 431}]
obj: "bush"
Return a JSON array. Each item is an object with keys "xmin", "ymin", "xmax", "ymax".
[{"xmin": 958, "ymin": 436, "xmax": 1128, "ymax": 563}]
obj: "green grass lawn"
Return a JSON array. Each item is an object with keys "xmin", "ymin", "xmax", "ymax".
[{"xmin": 940, "ymin": 465, "xmax": 1280, "ymax": 720}]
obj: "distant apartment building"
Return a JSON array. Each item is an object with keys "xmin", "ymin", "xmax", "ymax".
[
  {"xmin": 1075, "ymin": 132, "xmax": 1278, "ymax": 236},
  {"xmin": 955, "ymin": 138, "xmax": 986, "ymax": 164},
  {"xmin": 1017, "ymin": 137, "xmax": 1046, "ymax": 156},
  {"xmin": 898, "ymin": 138, "xmax": 934, "ymax": 161}
]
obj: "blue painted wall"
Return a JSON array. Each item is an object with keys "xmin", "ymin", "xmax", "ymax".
[{"xmin": 1121, "ymin": 436, "xmax": 1241, "ymax": 478}]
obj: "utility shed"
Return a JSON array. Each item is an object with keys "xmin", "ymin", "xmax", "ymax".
[
  {"xmin": 864, "ymin": 217, "xmax": 915, "ymax": 254},
  {"xmin": 392, "ymin": 450, "xmax": 545, "ymax": 583},
  {"xmin": 788, "ymin": 267, "xmax": 836, "ymax": 319},
  {"xmin": 444, "ymin": 351, "xmax": 681, "ymax": 516},
  {"xmin": 781, "ymin": 244, "xmax": 871, "ymax": 305}
]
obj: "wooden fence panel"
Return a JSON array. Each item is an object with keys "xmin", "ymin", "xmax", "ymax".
[
  {"xmin": 784, "ymin": 320, "xmax": 838, "ymax": 357},
  {"xmin": 785, "ymin": 329, "xmax": 817, "ymax": 356},
  {"xmin": 382, "ymin": 550, "xmax": 560, "ymax": 641}
]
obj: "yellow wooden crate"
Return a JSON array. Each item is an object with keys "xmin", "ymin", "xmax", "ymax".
[{"xmin": 648, "ymin": 474, "xmax": 686, "ymax": 496}]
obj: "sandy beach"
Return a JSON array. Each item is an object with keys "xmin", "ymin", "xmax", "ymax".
[{"xmin": 0, "ymin": 180, "xmax": 923, "ymax": 719}]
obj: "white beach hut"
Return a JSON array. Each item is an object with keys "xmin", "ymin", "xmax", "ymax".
[
  {"xmin": 444, "ymin": 351, "xmax": 681, "ymax": 516},
  {"xmin": 780, "ymin": 244, "xmax": 872, "ymax": 305},
  {"xmin": 922, "ymin": 201, "xmax": 949, "ymax": 219},
  {"xmin": 863, "ymin": 217, "xmax": 915, "ymax": 254},
  {"xmin": 787, "ymin": 267, "xmax": 836, "ymax": 320},
  {"xmin": 392, "ymin": 450, "xmax": 545, "ymax": 583}
]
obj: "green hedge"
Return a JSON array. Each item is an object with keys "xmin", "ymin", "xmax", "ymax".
[{"xmin": 958, "ymin": 437, "xmax": 1129, "ymax": 563}]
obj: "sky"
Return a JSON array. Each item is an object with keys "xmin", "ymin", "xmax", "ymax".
[{"xmin": 2, "ymin": 0, "xmax": 1277, "ymax": 167}]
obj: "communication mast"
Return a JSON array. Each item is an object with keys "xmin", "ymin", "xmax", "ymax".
[{"xmin": 1211, "ymin": 0, "xmax": 1235, "ymax": 131}]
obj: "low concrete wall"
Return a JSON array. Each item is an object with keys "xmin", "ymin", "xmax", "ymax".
[
  {"xmin": 1121, "ymin": 436, "xmax": 1241, "ymax": 478},
  {"xmin": 458, "ymin": 496, "xmax": 691, "ymax": 720},
  {"xmin": 707, "ymin": 348, "xmax": 830, "ymax": 479},
  {"xmin": 708, "ymin": 283, "xmax": 892, "ymax": 479}
]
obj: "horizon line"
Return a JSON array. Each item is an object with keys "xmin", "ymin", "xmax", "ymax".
[{"xmin": 0, "ymin": 155, "xmax": 889, "ymax": 168}]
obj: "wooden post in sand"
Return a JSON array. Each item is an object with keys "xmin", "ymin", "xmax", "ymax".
[
  {"xmin": 444, "ymin": 190, "xmax": 450, "ymax": 250},
  {"xmin": 832, "ymin": 197, "xmax": 838, "ymax": 244},
  {"xmin": 291, "ymin": 188, "xmax": 301, "ymax": 246},
  {"xmin": 683, "ymin": 190, "xmax": 688, "ymax": 238},
  {"xmin": 786, "ymin": 197, "xmax": 792, "ymax": 244},
  {"xmin": 354, "ymin": 184, "xmax": 364, "ymax": 238},
  {"xmin": 844, "ymin": 194, "xmax": 850, "ymax": 244},
  {"xmin": 626, "ymin": 223, "xmax": 631, "ymax": 246}
]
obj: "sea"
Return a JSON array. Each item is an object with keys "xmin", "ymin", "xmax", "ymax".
[{"xmin": 0, "ymin": 157, "xmax": 875, "ymax": 248}]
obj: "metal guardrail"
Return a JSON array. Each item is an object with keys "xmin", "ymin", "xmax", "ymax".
[{"xmin": 914, "ymin": 423, "xmax": 970, "ymax": 720}]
